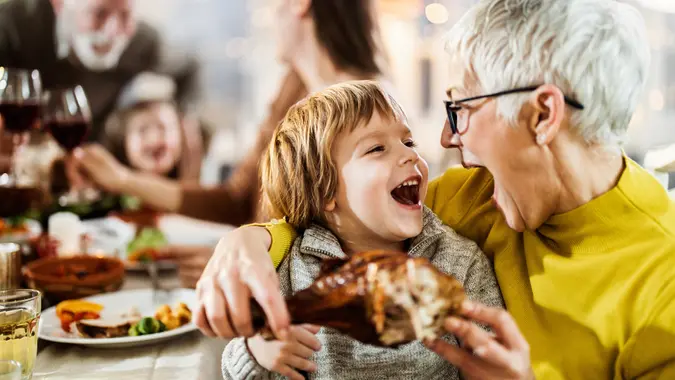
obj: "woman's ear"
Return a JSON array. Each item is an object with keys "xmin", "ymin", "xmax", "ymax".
[{"xmin": 529, "ymin": 84, "xmax": 565, "ymax": 146}]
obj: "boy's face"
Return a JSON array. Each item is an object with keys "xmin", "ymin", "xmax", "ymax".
[
  {"xmin": 328, "ymin": 111, "xmax": 428, "ymax": 244},
  {"xmin": 125, "ymin": 102, "xmax": 182, "ymax": 176}
]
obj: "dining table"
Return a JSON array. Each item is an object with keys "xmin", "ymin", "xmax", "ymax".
[{"xmin": 31, "ymin": 214, "xmax": 234, "ymax": 380}]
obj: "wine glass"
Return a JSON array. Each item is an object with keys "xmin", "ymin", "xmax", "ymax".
[
  {"xmin": 0, "ymin": 67, "xmax": 43, "ymax": 217},
  {"xmin": 42, "ymin": 86, "xmax": 98, "ymax": 205}
]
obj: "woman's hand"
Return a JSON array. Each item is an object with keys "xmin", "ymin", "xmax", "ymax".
[
  {"xmin": 194, "ymin": 226, "xmax": 291, "ymax": 340},
  {"xmin": 160, "ymin": 245, "xmax": 212, "ymax": 288},
  {"xmin": 426, "ymin": 300, "xmax": 535, "ymax": 380},
  {"xmin": 72, "ymin": 144, "xmax": 130, "ymax": 193}
]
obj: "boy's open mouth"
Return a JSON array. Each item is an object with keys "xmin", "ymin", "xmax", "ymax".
[{"xmin": 391, "ymin": 175, "xmax": 421, "ymax": 206}]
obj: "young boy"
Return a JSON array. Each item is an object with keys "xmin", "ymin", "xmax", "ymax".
[{"xmin": 222, "ymin": 81, "xmax": 503, "ymax": 380}]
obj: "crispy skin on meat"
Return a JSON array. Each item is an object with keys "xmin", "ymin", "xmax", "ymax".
[{"xmin": 252, "ymin": 250, "xmax": 465, "ymax": 347}]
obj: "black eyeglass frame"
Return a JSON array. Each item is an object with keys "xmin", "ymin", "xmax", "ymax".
[{"xmin": 443, "ymin": 85, "xmax": 585, "ymax": 135}]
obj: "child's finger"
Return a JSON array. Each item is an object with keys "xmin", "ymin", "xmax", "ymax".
[
  {"xmin": 291, "ymin": 325, "xmax": 322, "ymax": 351},
  {"xmin": 285, "ymin": 355, "xmax": 317, "ymax": 372},
  {"xmin": 274, "ymin": 364, "xmax": 305, "ymax": 380},
  {"xmin": 290, "ymin": 341, "xmax": 315, "ymax": 358}
]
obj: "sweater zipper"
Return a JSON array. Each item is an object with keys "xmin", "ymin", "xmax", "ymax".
[{"xmin": 301, "ymin": 246, "xmax": 346, "ymax": 260}]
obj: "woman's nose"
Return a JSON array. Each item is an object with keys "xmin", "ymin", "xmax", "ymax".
[{"xmin": 440, "ymin": 119, "xmax": 461, "ymax": 149}]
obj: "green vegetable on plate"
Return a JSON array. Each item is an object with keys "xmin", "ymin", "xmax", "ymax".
[
  {"xmin": 129, "ymin": 317, "xmax": 166, "ymax": 336},
  {"xmin": 127, "ymin": 228, "xmax": 167, "ymax": 257}
]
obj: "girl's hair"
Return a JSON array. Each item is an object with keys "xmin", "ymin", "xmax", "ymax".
[
  {"xmin": 260, "ymin": 80, "xmax": 406, "ymax": 230},
  {"xmin": 311, "ymin": 0, "xmax": 384, "ymax": 77},
  {"xmin": 100, "ymin": 101, "xmax": 208, "ymax": 180}
]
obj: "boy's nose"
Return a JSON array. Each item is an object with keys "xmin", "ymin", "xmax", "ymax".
[{"xmin": 398, "ymin": 147, "xmax": 419, "ymax": 166}]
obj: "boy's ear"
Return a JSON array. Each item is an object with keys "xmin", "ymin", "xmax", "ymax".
[{"xmin": 324, "ymin": 198, "xmax": 336, "ymax": 212}]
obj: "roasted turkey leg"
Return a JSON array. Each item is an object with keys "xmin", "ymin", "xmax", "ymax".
[{"xmin": 251, "ymin": 250, "xmax": 465, "ymax": 347}]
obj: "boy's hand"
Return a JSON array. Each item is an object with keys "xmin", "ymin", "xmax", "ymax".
[{"xmin": 247, "ymin": 324, "xmax": 322, "ymax": 380}]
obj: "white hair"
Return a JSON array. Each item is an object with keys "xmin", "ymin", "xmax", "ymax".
[{"xmin": 444, "ymin": 0, "xmax": 650, "ymax": 149}]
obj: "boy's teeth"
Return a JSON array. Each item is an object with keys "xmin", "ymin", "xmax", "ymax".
[{"xmin": 397, "ymin": 180, "xmax": 419, "ymax": 189}]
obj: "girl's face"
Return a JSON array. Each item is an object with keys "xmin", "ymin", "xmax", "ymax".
[{"xmin": 125, "ymin": 102, "xmax": 182, "ymax": 176}]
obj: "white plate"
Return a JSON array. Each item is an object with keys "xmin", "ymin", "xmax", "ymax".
[
  {"xmin": 82, "ymin": 216, "xmax": 232, "ymax": 271},
  {"xmin": 38, "ymin": 288, "xmax": 198, "ymax": 348},
  {"xmin": 0, "ymin": 219, "xmax": 42, "ymax": 243}
]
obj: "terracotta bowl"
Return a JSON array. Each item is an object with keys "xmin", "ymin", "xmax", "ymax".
[{"xmin": 24, "ymin": 255, "xmax": 125, "ymax": 303}]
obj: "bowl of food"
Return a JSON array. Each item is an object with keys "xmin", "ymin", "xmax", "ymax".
[{"xmin": 24, "ymin": 255, "xmax": 125, "ymax": 303}]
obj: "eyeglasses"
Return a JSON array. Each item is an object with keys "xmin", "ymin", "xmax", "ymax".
[{"xmin": 443, "ymin": 85, "xmax": 585, "ymax": 135}]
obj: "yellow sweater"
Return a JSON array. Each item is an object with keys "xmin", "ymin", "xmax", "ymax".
[{"xmin": 265, "ymin": 158, "xmax": 675, "ymax": 379}]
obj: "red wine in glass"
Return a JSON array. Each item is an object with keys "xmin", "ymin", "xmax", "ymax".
[
  {"xmin": 43, "ymin": 85, "xmax": 98, "ymax": 205},
  {"xmin": 45, "ymin": 119, "xmax": 89, "ymax": 152},
  {"xmin": 0, "ymin": 102, "xmax": 41, "ymax": 134},
  {"xmin": 0, "ymin": 184, "xmax": 42, "ymax": 217}
]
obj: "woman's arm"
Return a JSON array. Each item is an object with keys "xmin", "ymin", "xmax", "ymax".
[
  {"xmin": 178, "ymin": 69, "xmax": 307, "ymax": 224},
  {"xmin": 74, "ymin": 69, "xmax": 307, "ymax": 225},
  {"xmin": 616, "ymin": 280, "xmax": 675, "ymax": 379}
]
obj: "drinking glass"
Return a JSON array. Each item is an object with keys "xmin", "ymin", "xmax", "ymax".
[
  {"xmin": 0, "ymin": 290, "xmax": 41, "ymax": 380},
  {"xmin": 0, "ymin": 68, "xmax": 42, "ymax": 169},
  {"xmin": 0, "ymin": 360, "xmax": 21, "ymax": 380},
  {"xmin": 0, "ymin": 68, "xmax": 43, "ymax": 217},
  {"xmin": 42, "ymin": 86, "xmax": 98, "ymax": 205},
  {"xmin": 0, "ymin": 244, "xmax": 22, "ymax": 291}
]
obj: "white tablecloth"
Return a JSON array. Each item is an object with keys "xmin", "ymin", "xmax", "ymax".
[{"xmin": 33, "ymin": 333, "xmax": 227, "ymax": 380}]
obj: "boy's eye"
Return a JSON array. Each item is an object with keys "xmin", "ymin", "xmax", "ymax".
[
  {"xmin": 404, "ymin": 139, "xmax": 417, "ymax": 148},
  {"xmin": 366, "ymin": 145, "xmax": 385, "ymax": 154}
]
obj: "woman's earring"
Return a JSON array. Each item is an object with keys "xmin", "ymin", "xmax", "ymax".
[{"xmin": 536, "ymin": 133, "xmax": 547, "ymax": 145}]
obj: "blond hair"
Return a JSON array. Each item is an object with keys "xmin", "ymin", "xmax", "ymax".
[{"xmin": 261, "ymin": 80, "xmax": 405, "ymax": 230}]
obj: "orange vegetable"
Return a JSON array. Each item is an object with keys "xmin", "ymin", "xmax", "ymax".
[{"xmin": 56, "ymin": 300, "xmax": 103, "ymax": 333}]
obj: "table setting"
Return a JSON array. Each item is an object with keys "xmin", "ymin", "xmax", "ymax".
[{"xmin": 0, "ymin": 210, "xmax": 233, "ymax": 380}]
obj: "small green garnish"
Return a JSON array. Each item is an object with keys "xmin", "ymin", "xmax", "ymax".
[{"xmin": 130, "ymin": 317, "xmax": 166, "ymax": 336}]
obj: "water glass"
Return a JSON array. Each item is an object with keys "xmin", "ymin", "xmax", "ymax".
[
  {"xmin": 0, "ymin": 290, "xmax": 41, "ymax": 380},
  {"xmin": 0, "ymin": 360, "xmax": 21, "ymax": 380}
]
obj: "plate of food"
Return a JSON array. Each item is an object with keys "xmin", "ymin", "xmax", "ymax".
[
  {"xmin": 82, "ymin": 217, "xmax": 176, "ymax": 271},
  {"xmin": 38, "ymin": 288, "xmax": 197, "ymax": 348},
  {"xmin": 0, "ymin": 217, "xmax": 42, "ymax": 243}
]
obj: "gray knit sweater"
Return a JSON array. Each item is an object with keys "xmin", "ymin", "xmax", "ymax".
[{"xmin": 222, "ymin": 207, "xmax": 504, "ymax": 380}]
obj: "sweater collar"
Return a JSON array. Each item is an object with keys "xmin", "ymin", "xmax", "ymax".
[{"xmin": 298, "ymin": 207, "xmax": 446, "ymax": 261}]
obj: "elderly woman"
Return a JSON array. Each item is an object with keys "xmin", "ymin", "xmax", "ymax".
[{"xmin": 194, "ymin": 0, "xmax": 675, "ymax": 379}]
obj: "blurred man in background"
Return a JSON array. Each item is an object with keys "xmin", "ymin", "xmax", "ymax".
[{"xmin": 0, "ymin": 0, "xmax": 203, "ymax": 169}]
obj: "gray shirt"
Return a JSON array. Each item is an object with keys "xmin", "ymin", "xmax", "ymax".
[{"xmin": 222, "ymin": 208, "xmax": 505, "ymax": 380}]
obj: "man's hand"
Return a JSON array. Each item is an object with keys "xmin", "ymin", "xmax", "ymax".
[{"xmin": 194, "ymin": 226, "xmax": 291, "ymax": 340}]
